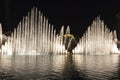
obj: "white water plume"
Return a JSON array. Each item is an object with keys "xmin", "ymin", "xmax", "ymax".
[{"xmin": 73, "ymin": 17, "xmax": 120, "ymax": 55}]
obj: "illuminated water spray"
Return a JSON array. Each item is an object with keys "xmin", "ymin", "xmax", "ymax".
[
  {"xmin": 73, "ymin": 17, "xmax": 120, "ymax": 54},
  {"xmin": 1, "ymin": 8, "xmax": 66, "ymax": 55},
  {"xmin": 1, "ymin": 8, "xmax": 120, "ymax": 55},
  {"xmin": 0, "ymin": 24, "xmax": 2, "ymax": 45}
]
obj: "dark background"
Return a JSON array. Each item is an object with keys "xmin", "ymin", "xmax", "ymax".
[{"xmin": 0, "ymin": 0, "xmax": 120, "ymax": 39}]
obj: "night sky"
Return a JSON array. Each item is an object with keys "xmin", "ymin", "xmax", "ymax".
[{"xmin": 0, "ymin": 0, "xmax": 120, "ymax": 38}]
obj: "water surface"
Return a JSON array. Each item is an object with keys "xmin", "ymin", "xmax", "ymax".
[{"xmin": 0, "ymin": 55, "xmax": 120, "ymax": 80}]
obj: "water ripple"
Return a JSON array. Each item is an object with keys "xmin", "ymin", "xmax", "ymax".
[{"xmin": 0, "ymin": 55, "xmax": 120, "ymax": 80}]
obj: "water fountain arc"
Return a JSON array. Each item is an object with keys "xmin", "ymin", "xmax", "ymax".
[
  {"xmin": 73, "ymin": 17, "xmax": 120, "ymax": 55},
  {"xmin": 1, "ymin": 8, "xmax": 66, "ymax": 55},
  {"xmin": 1, "ymin": 8, "xmax": 120, "ymax": 55}
]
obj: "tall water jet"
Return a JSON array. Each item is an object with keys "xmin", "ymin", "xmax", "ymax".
[
  {"xmin": 73, "ymin": 17, "xmax": 120, "ymax": 55},
  {"xmin": 53, "ymin": 26, "xmax": 66, "ymax": 54},
  {"xmin": 1, "ymin": 7, "xmax": 120, "ymax": 55},
  {"xmin": 1, "ymin": 7, "xmax": 60, "ymax": 55},
  {"xmin": 53, "ymin": 26, "xmax": 77, "ymax": 54},
  {"xmin": 62, "ymin": 26, "xmax": 77, "ymax": 53},
  {"xmin": 0, "ymin": 24, "xmax": 2, "ymax": 46}
]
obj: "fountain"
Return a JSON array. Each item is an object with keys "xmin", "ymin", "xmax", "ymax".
[
  {"xmin": 73, "ymin": 17, "xmax": 120, "ymax": 55},
  {"xmin": 1, "ymin": 7, "xmax": 120, "ymax": 55},
  {"xmin": 0, "ymin": 24, "xmax": 2, "ymax": 46},
  {"xmin": 1, "ymin": 7, "xmax": 66, "ymax": 55}
]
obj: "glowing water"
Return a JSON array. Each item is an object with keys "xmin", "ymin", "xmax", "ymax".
[
  {"xmin": 1, "ymin": 8, "xmax": 120, "ymax": 55},
  {"xmin": 73, "ymin": 17, "xmax": 120, "ymax": 54},
  {"xmin": 0, "ymin": 23, "xmax": 2, "ymax": 45},
  {"xmin": 1, "ymin": 8, "xmax": 66, "ymax": 55},
  {"xmin": 53, "ymin": 26, "xmax": 65, "ymax": 54}
]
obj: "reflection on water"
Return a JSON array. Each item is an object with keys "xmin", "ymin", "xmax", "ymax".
[
  {"xmin": 0, "ymin": 54, "xmax": 120, "ymax": 80},
  {"xmin": 73, "ymin": 55, "xmax": 120, "ymax": 80}
]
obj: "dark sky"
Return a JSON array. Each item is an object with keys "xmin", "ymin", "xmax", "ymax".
[{"xmin": 1, "ymin": 0, "xmax": 120, "ymax": 37}]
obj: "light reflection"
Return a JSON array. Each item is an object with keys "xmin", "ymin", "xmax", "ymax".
[
  {"xmin": 73, "ymin": 55, "xmax": 119, "ymax": 79},
  {"xmin": 0, "ymin": 55, "xmax": 120, "ymax": 79}
]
